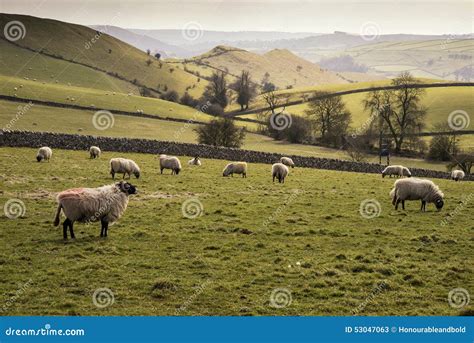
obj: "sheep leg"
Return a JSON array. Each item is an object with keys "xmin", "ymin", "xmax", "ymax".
[
  {"xmin": 402, "ymin": 200, "xmax": 405, "ymax": 210},
  {"xmin": 273, "ymin": 175, "xmax": 275, "ymax": 183},
  {"xmin": 395, "ymin": 199, "xmax": 401, "ymax": 210},
  {"xmin": 160, "ymin": 168, "xmax": 164, "ymax": 174},
  {"xmin": 63, "ymin": 219, "xmax": 72, "ymax": 240},
  {"xmin": 421, "ymin": 201, "xmax": 426, "ymax": 212},
  {"xmin": 69, "ymin": 221, "xmax": 75, "ymax": 239},
  {"xmin": 100, "ymin": 219, "xmax": 109, "ymax": 238}
]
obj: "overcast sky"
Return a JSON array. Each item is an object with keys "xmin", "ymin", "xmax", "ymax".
[{"xmin": 0, "ymin": 0, "xmax": 472, "ymax": 34}]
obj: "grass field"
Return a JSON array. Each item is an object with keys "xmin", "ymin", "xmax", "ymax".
[
  {"xmin": 0, "ymin": 100, "xmax": 451, "ymax": 171},
  {"xmin": 0, "ymin": 147, "xmax": 472, "ymax": 315}
]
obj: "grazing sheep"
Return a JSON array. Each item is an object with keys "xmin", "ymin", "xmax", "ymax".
[
  {"xmin": 381, "ymin": 165, "xmax": 411, "ymax": 178},
  {"xmin": 451, "ymin": 170, "xmax": 465, "ymax": 182},
  {"xmin": 36, "ymin": 147, "xmax": 52, "ymax": 162},
  {"xmin": 390, "ymin": 178, "xmax": 444, "ymax": 212},
  {"xmin": 53, "ymin": 181, "xmax": 137, "ymax": 239},
  {"xmin": 159, "ymin": 154, "xmax": 182, "ymax": 175},
  {"xmin": 110, "ymin": 158, "xmax": 140, "ymax": 179},
  {"xmin": 280, "ymin": 157, "xmax": 295, "ymax": 168},
  {"xmin": 188, "ymin": 156, "xmax": 201, "ymax": 166},
  {"xmin": 89, "ymin": 146, "xmax": 101, "ymax": 159},
  {"xmin": 223, "ymin": 162, "xmax": 247, "ymax": 178},
  {"xmin": 272, "ymin": 163, "xmax": 289, "ymax": 183}
]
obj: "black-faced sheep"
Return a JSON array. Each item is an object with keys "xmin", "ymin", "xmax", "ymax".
[
  {"xmin": 223, "ymin": 162, "xmax": 247, "ymax": 178},
  {"xmin": 89, "ymin": 146, "xmax": 101, "ymax": 159},
  {"xmin": 272, "ymin": 163, "xmax": 289, "ymax": 183},
  {"xmin": 110, "ymin": 158, "xmax": 140, "ymax": 179},
  {"xmin": 280, "ymin": 157, "xmax": 295, "ymax": 168},
  {"xmin": 159, "ymin": 154, "xmax": 182, "ymax": 175},
  {"xmin": 36, "ymin": 147, "xmax": 52, "ymax": 162},
  {"xmin": 53, "ymin": 181, "xmax": 137, "ymax": 239},
  {"xmin": 382, "ymin": 165, "xmax": 411, "ymax": 178},
  {"xmin": 188, "ymin": 156, "xmax": 201, "ymax": 166},
  {"xmin": 390, "ymin": 178, "xmax": 444, "ymax": 212},
  {"xmin": 451, "ymin": 170, "xmax": 465, "ymax": 182}
]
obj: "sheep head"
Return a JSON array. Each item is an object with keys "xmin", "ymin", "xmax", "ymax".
[{"xmin": 116, "ymin": 181, "xmax": 137, "ymax": 195}]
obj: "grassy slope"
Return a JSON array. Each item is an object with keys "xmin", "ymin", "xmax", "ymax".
[
  {"xmin": 0, "ymin": 100, "xmax": 451, "ymax": 171},
  {"xmin": 0, "ymin": 75, "xmax": 218, "ymax": 124},
  {"xmin": 0, "ymin": 39, "xmax": 138, "ymax": 94},
  {"xmin": 0, "ymin": 147, "xmax": 472, "ymax": 315},
  {"xmin": 0, "ymin": 13, "xmax": 207, "ymax": 97}
]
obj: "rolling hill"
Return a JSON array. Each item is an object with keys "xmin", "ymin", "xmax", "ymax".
[
  {"xmin": 0, "ymin": 13, "xmax": 208, "ymax": 97},
  {"xmin": 180, "ymin": 45, "xmax": 348, "ymax": 89}
]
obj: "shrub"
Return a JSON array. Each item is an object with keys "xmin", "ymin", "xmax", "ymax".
[
  {"xmin": 160, "ymin": 90, "xmax": 179, "ymax": 103},
  {"xmin": 195, "ymin": 118, "xmax": 246, "ymax": 148}
]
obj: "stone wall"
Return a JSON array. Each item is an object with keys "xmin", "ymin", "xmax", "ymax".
[{"xmin": 1, "ymin": 130, "xmax": 470, "ymax": 180}]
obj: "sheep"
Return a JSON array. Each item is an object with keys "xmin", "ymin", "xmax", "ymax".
[
  {"xmin": 280, "ymin": 157, "xmax": 295, "ymax": 168},
  {"xmin": 188, "ymin": 156, "xmax": 201, "ymax": 166},
  {"xmin": 53, "ymin": 181, "xmax": 137, "ymax": 239},
  {"xmin": 390, "ymin": 178, "xmax": 444, "ymax": 212},
  {"xmin": 159, "ymin": 154, "xmax": 182, "ymax": 175},
  {"xmin": 272, "ymin": 163, "xmax": 289, "ymax": 183},
  {"xmin": 110, "ymin": 158, "xmax": 140, "ymax": 179},
  {"xmin": 451, "ymin": 170, "xmax": 465, "ymax": 182},
  {"xmin": 381, "ymin": 165, "xmax": 411, "ymax": 178},
  {"xmin": 89, "ymin": 146, "xmax": 101, "ymax": 159},
  {"xmin": 223, "ymin": 162, "xmax": 247, "ymax": 178},
  {"xmin": 36, "ymin": 147, "xmax": 52, "ymax": 162}
]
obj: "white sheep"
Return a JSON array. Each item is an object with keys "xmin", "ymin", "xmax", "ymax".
[
  {"xmin": 53, "ymin": 181, "xmax": 137, "ymax": 239},
  {"xmin": 280, "ymin": 157, "xmax": 295, "ymax": 168},
  {"xmin": 89, "ymin": 146, "xmax": 101, "ymax": 159},
  {"xmin": 272, "ymin": 163, "xmax": 289, "ymax": 183},
  {"xmin": 451, "ymin": 170, "xmax": 465, "ymax": 182},
  {"xmin": 159, "ymin": 154, "xmax": 182, "ymax": 175},
  {"xmin": 188, "ymin": 156, "xmax": 201, "ymax": 166},
  {"xmin": 390, "ymin": 178, "xmax": 444, "ymax": 212},
  {"xmin": 381, "ymin": 165, "xmax": 411, "ymax": 178},
  {"xmin": 223, "ymin": 162, "xmax": 247, "ymax": 178},
  {"xmin": 36, "ymin": 147, "xmax": 52, "ymax": 162},
  {"xmin": 110, "ymin": 158, "xmax": 140, "ymax": 179}
]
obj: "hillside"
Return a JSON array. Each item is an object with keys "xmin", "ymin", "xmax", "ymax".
[
  {"xmin": 186, "ymin": 46, "xmax": 347, "ymax": 89},
  {"xmin": 0, "ymin": 13, "xmax": 207, "ymax": 97}
]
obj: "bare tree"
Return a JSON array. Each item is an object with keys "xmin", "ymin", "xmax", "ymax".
[
  {"xmin": 231, "ymin": 70, "xmax": 257, "ymax": 111},
  {"xmin": 305, "ymin": 92, "xmax": 351, "ymax": 146},
  {"xmin": 262, "ymin": 91, "xmax": 284, "ymax": 115},
  {"xmin": 363, "ymin": 72, "xmax": 426, "ymax": 153},
  {"xmin": 203, "ymin": 71, "xmax": 228, "ymax": 109}
]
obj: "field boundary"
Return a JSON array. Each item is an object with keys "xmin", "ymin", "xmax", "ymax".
[
  {"xmin": 2, "ymin": 130, "xmax": 471, "ymax": 180},
  {"xmin": 229, "ymin": 82, "xmax": 474, "ymax": 116},
  {"xmin": 0, "ymin": 94, "xmax": 263, "ymax": 125}
]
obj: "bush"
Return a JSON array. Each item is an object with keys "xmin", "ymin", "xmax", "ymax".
[
  {"xmin": 180, "ymin": 93, "xmax": 199, "ymax": 108},
  {"xmin": 195, "ymin": 118, "xmax": 246, "ymax": 148},
  {"xmin": 201, "ymin": 103, "xmax": 224, "ymax": 116},
  {"xmin": 160, "ymin": 90, "xmax": 179, "ymax": 103}
]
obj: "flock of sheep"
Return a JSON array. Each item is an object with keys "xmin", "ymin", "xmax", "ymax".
[{"xmin": 33, "ymin": 146, "xmax": 466, "ymax": 240}]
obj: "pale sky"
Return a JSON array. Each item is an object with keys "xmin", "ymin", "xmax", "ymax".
[{"xmin": 0, "ymin": 0, "xmax": 472, "ymax": 34}]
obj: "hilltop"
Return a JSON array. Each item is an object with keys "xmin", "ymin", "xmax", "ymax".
[{"xmin": 185, "ymin": 45, "xmax": 348, "ymax": 89}]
